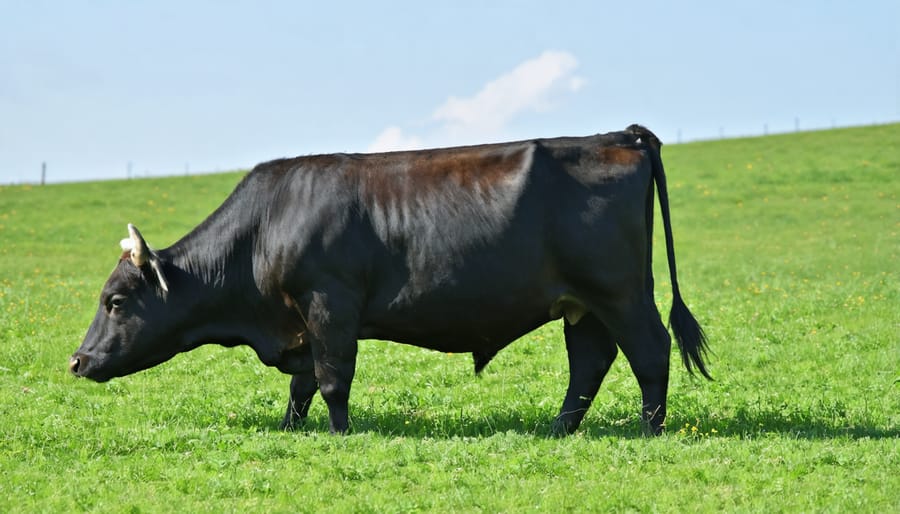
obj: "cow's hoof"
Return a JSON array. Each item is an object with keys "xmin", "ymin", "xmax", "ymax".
[
  {"xmin": 550, "ymin": 417, "xmax": 578, "ymax": 437},
  {"xmin": 640, "ymin": 419, "xmax": 665, "ymax": 437},
  {"xmin": 279, "ymin": 416, "xmax": 305, "ymax": 431},
  {"xmin": 328, "ymin": 424, "xmax": 351, "ymax": 435}
]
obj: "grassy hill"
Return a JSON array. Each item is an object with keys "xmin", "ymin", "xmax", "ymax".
[{"xmin": 1, "ymin": 124, "xmax": 897, "ymax": 512}]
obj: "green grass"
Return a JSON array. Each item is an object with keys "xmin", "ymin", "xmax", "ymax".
[{"xmin": 1, "ymin": 124, "xmax": 898, "ymax": 512}]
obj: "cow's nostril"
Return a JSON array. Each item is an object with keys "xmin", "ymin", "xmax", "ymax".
[{"xmin": 69, "ymin": 356, "xmax": 81, "ymax": 374}]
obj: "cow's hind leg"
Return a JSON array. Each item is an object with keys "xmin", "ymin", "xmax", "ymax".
[
  {"xmin": 612, "ymin": 298, "xmax": 672, "ymax": 435},
  {"xmin": 280, "ymin": 372, "xmax": 318, "ymax": 430},
  {"xmin": 553, "ymin": 313, "xmax": 618, "ymax": 435}
]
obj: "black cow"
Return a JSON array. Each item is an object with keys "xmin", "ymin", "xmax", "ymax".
[{"xmin": 70, "ymin": 124, "xmax": 709, "ymax": 435}]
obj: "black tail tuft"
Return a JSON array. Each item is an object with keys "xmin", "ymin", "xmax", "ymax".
[{"xmin": 670, "ymin": 295, "xmax": 712, "ymax": 380}]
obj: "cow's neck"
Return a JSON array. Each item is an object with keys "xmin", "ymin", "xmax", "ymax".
[
  {"xmin": 162, "ymin": 176, "xmax": 265, "ymax": 287},
  {"xmin": 159, "ymin": 193, "xmax": 268, "ymax": 348},
  {"xmin": 166, "ymin": 225, "xmax": 254, "ymax": 289}
]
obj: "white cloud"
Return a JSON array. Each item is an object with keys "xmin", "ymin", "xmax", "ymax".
[
  {"xmin": 568, "ymin": 76, "xmax": 587, "ymax": 92},
  {"xmin": 368, "ymin": 50, "xmax": 585, "ymax": 151},
  {"xmin": 367, "ymin": 126, "xmax": 424, "ymax": 153},
  {"xmin": 432, "ymin": 50, "xmax": 584, "ymax": 138}
]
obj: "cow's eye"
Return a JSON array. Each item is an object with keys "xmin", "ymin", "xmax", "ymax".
[{"xmin": 108, "ymin": 294, "xmax": 127, "ymax": 312}]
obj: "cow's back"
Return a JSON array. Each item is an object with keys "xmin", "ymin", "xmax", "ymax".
[{"xmin": 348, "ymin": 133, "xmax": 653, "ymax": 350}]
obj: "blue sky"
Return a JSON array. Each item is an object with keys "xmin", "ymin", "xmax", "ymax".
[{"xmin": 2, "ymin": 1, "xmax": 897, "ymax": 183}]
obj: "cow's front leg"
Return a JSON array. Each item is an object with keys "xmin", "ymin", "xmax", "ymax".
[
  {"xmin": 280, "ymin": 372, "xmax": 318, "ymax": 430},
  {"xmin": 315, "ymin": 351, "xmax": 357, "ymax": 434},
  {"xmin": 304, "ymin": 289, "xmax": 360, "ymax": 435}
]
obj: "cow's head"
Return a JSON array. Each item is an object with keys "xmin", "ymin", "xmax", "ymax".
[{"xmin": 69, "ymin": 224, "xmax": 177, "ymax": 382}]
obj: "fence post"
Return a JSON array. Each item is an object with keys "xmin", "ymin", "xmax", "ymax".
[{"xmin": 41, "ymin": 162, "xmax": 46, "ymax": 185}]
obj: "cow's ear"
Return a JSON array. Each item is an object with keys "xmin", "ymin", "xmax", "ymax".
[{"xmin": 149, "ymin": 258, "xmax": 170, "ymax": 293}]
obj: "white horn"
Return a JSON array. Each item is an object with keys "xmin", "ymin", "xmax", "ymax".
[
  {"xmin": 127, "ymin": 224, "xmax": 148, "ymax": 267},
  {"xmin": 121, "ymin": 224, "xmax": 169, "ymax": 293}
]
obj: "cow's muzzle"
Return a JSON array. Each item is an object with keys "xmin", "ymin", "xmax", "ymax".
[{"xmin": 69, "ymin": 353, "xmax": 88, "ymax": 376}]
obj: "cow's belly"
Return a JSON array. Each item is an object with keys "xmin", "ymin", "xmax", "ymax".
[{"xmin": 358, "ymin": 280, "xmax": 560, "ymax": 352}]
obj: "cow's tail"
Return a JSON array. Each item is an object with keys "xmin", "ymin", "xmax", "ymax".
[{"xmin": 628, "ymin": 124, "xmax": 712, "ymax": 380}]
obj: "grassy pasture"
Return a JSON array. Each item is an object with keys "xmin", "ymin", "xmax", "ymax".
[{"xmin": 0, "ymin": 124, "xmax": 897, "ymax": 512}]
